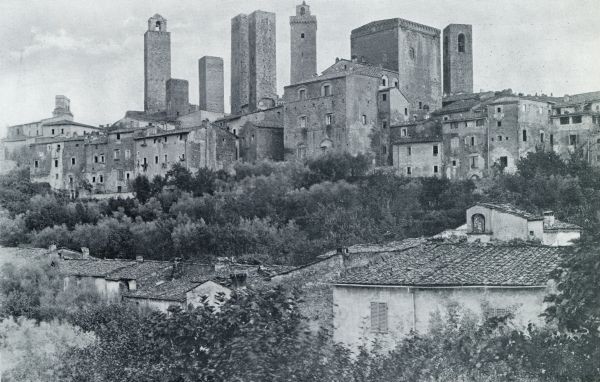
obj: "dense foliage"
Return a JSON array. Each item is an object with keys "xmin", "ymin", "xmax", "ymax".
[{"xmin": 1, "ymin": 150, "xmax": 600, "ymax": 380}]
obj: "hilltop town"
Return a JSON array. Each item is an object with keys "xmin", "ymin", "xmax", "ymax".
[
  {"xmin": 2, "ymin": 2, "xmax": 599, "ymax": 197},
  {"xmin": 1, "ymin": 3, "xmax": 600, "ymax": 380}
]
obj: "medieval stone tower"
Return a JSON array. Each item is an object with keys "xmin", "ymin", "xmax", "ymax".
[
  {"xmin": 289, "ymin": 1, "xmax": 317, "ymax": 84},
  {"xmin": 231, "ymin": 10, "xmax": 277, "ymax": 115},
  {"xmin": 198, "ymin": 56, "xmax": 224, "ymax": 113},
  {"xmin": 351, "ymin": 19, "xmax": 442, "ymax": 111},
  {"xmin": 144, "ymin": 14, "xmax": 171, "ymax": 113},
  {"xmin": 443, "ymin": 24, "xmax": 473, "ymax": 95}
]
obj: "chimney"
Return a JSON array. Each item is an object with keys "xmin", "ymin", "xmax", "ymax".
[
  {"xmin": 136, "ymin": 255, "xmax": 144, "ymax": 263},
  {"xmin": 335, "ymin": 57, "xmax": 339, "ymax": 63},
  {"xmin": 543, "ymin": 211, "xmax": 555, "ymax": 227},
  {"xmin": 81, "ymin": 247, "xmax": 90, "ymax": 259},
  {"xmin": 336, "ymin": 247, "xmax": 349, "ymax": 255}
]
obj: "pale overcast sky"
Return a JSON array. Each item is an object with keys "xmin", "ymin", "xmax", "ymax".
[{"xmin": 1, "ymin": 0, "xmax": 599, "ymax": 135}]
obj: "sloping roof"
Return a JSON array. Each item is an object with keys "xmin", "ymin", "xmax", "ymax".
[
  {"xmin": 106, "ymin": 261, "xmax": 173, "ymax": 281},
  {"xmin": 42, "ymin": 120, "xmax": 101, "ymax": 129},
  {"xmin": 544, "ymin": 220, "xmax": 582, "ymax": 232},
  {"xmin": 336, "ymin": 243, "xmax": 564, "ymax": 287},
  {"xmin": 474, "ymin": 203, "xmax": 544, "ymax": 221},
  {"xmin": 434, "ymin": 98, "xmax": 481, "ymax": 114},
  {"xmin": 59, "ymin": 259, "xmax": 136, "ymax": 277},
  {"xmin": 558, "ymin": 91, "xmax": 600, "ymax": 106},
  {"xmin": 392, "ymin": 136, "xmax": 442, "ymax": 144},
  {"xmin": 123, "ymin": 110, "xmax": 179, "ymax": 123}
]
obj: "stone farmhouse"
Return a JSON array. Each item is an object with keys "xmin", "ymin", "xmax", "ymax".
[{"xmin": 2, "ymin": 2, "xmax": 600, "ymax": 192}]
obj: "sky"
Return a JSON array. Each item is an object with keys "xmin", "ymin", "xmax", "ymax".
[{"xmin": 1, "ymin": 0, "xmax": 599, "ymax": 136}]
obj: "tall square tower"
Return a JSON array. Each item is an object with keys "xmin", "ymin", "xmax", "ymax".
[
  {"xmin": 290, "ymin": 2, "xmax": 317, "ymax": 84},
  {"xmin": 351, "ymin": 18, "xmax": 442, "ymax": 111},
  {"xmin": 230, "ymin": 10, "xmax": 277, "ymax": 115},
  {"xmin": 144, "ymin": 14, "xmax": 171, "ymax": 113},
  {"xmin": 199, "ymin": 56, "xmax": 224, "ymax": 113},
  {"xmin": 443, "ymin": 24, "xmax": 473, "ymax": 95}
]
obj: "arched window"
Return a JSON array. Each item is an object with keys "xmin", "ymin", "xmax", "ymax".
[
  {"xmin": 458, "ymin": 33, "xmax": 465, "ymax": 53},
  {"xmin": 381, "ymin": 75, "xmax": 388, "ymax": 87},
  {"xmin": 155, "ymin": 21, "xmax": 161, "ymax": 31},
  {"xmin": 409, "ymin": 47, "xmax": 415, "ymax": 60},
  {"xmin": 472, "ymin": 214, "xmax": 485, "ymax": 233},
  {"xmin": 300, "ymin": 7, "xmax": 305, "ymax": 15},
  {"xmin": 393, "ymin": 79, "xmax": 399, "ymax": 88}
]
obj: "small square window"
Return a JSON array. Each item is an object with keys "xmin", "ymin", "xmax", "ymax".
[
  {"xmin": 497, "ymin": 121, "xmax": 502, "ymax": 127},
  {"xmin": 452, "ymin": 160, "xmax": 457, "ymax": 167},
  {"xmin": 382, "ymin": 94, "xmax": 387, "ymax": 101},
  {"xmin": 433, "ymin": 145, "xmax": 439, "ymax": 156},
  {"xmin": 407, "ymin": 167, "xmax": 412, "ymax": 175}
]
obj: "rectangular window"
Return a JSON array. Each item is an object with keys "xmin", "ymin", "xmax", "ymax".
[
  {"xmin": 99, "ymin": 175, "xmax": 103, "ymax": 183},
  {"xmin": 471, "ymin": 156, "xmax": 478, "ymax": 168},
  {"xmin": 497, "ymin": 107, "xmax": 502, "ymax": 113},
  {"xmin": 476, "ymin": 119, "xmax": 484, "ymax": 127},
  {"xmin": 407, "ymin": 167, "xmax": 412, "ymax": 175},
  {"xmin": 101, "ymin": 155, "xmax": 105, "ymax": 163},
  {"xmin": 498, "ymin": 135, "xmax": 503, "ymax": 141},
  {"xmin": 500, "ymin": 156, "xmax": 508, "ymax": 168},
  {"xmin": 34, "ymin": 160, "xmax": 39, "ymax": 168},
  {"xmin": 61, "ymin": 129, "xmax": 64, "ymax": 134},
  {"xmin": 164, "ymin": 154, "xmax": 168, "ymax": 163},
  {"xmin": 433, "ymin": 145, "xmax": 439, "ymax": 156},
  {"xmin": 143, "ymin": 157, "xmax": 147, "ymax": 165},
  {"xmin": 418, "ymin": 101, "xmax": 422, "ymax": 109},
  {"xmin": 382, "ymin": 121, "xmax": 387, "ymax": 129},
  {"xmin": 125, "ymin": 149, "xmax": 131, "ymax": 159},
  {"xmin": 550, "ymin": 134, "xmax": 554, "ymax": 145},
  {"xmin": 71, "ymin": 157, "xmax": 76, "ymax": 165},
  {"xmin": 51, "ymin": 129, "xmax": 55, "ymax": 135},
  {"xmin": 54, "ymin": 160, "xmax": 58, "ymax": 168},
  {"xmin": 560, "ymin": 116, "xmax": 569, "ymax": 125},
  {"xmin": 382, "ymin": 94, "xmax": 387, "ymax": 101},
  {"xmin": 126, "ymin": 172, "xmax": 130, "ymax": 180},
  {"xmin": 569, "ymin": 134, "xmax": 577, "ymax": 146},
  {"xmin": 69, "ymin": 176, "xmax": 73, "ymax": 184},
  {"xmin": 164, "ymin": 136, "xmax": 168, "ymax": 143},
  {"xmin": 497, "ymin": 121, "xmax": 502, "ymax": 127},
  {"xmin": 114, "ymin": 149, "xmax": 120, "ymax": 159},
  {"xmin": 116, "ymin": 133, "xmax": 121, "ymax": 140},
  {"xmin": 299, "ymin": 116, "xmax": 307, "ymax": 128},
  {"xmin": 452, "ymin": 160, "xmax": 457, "ymax": 167},
  {"xmin": 92, "ymin": 176, "xmax": 96, "ymax": 183},
  {"xmin": 401, "ymin": 128, "xmax": 407, "ymax": 137},
  {"xmin": 522, "ymin": 130, "xmax": 527, "ymax": 142},
  {"xmin": 325, "ymin": 114, "xmax": 333, "ymax": 126},
  {"xmin": 540, "ymin": 132, "xmax": 544, "ymax": 143},
  {"xmin": 94, "ymin": 155, "xmax": 98, "ymax": 163},
  {"xmin": 572, "ymin": 115, "xmax": 582, "ymax": 124},
  {"xmin": 118, "ymin": 170, "xmax": 124, "ymax": 181},
  {"xmin": 404, "ymin": 108, "xmax": 408, "ymax": 116},
  {"xmin": 323, "ymin": 85, "xmax": 331, "ymax": 96},
  {"xmin": 370, "ymin": 302, "xmax": 388, "ymax": 333},
  {"xmin": 155, "ymin": 156, "xmax": 159, "ymax": 164},
  {"xmin": 470, "ymin": 136, "xmax": 475, "ymax": 146},
  {"xmin": 179, "ymin": 134, "xmax": 184, "ymax": 140},
  {"xmin": 407, "ymin": 146, "xmax": 412, "ymax": 156},
  {"xmin": 361, "ymin": 115, "xmax": 367, "ymax": 125},
  {"xmin": 433, "ymin": 165, "xmax": 439, "ymax": 173}
]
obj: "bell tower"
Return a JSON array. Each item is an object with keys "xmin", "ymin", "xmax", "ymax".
[
  {"xmin": 290, "ymin": 2, "xmax": 317, "ymax": 84},
  {"xmin": 443, "ymin": 24, "xmax": 473, "ymax": 95},
  {"xmin": 144, "ymin": 14, "xmax": 171, "ymax": 113}
]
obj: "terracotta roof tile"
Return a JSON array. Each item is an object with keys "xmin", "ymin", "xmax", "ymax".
[{"xmin": 337, "ymin": 243, "xmax": 564, "ymax": 286}]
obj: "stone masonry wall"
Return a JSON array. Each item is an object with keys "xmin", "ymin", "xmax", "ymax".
[{"xmin": 198, "ymin": 56, "xmax": 224, "ymax": 113}]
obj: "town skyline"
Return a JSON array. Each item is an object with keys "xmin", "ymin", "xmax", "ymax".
[{"xmin": 1, "ymin": 0, "xmax": 599, "ymax": 135}]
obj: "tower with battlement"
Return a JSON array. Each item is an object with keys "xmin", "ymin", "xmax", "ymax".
[
  {"xmin": 231, "ymin": 10, "xmax": 277, "ymax": 115},
  {"xmin": 290, "ymin": 1, "xmax": 317, "ymax": 84},
  {"xmin": 443, "ymin": 24, "xmax": 473, "ymax": 95},
  {"xmin": 144, "ymin": 14, "xmax": 171, "ymax": 113},
  {"xmin": 199, "ymin": 56, "xmax": 224, "ymax": 113}
]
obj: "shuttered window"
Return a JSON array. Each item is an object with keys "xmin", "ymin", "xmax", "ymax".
[{"xmin": 370, "ymin": 302, "xmax": 388, "ymax": 333}]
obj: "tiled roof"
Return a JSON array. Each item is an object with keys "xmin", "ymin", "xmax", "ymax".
[
  {"xmin": 124, "ymin": 110, "xmax": 179, "ymax": 123},
  {"xmin": 337, "ymin": 243, "xmax": 564, "ymax": 287},
  {"xmin": 317, "ymin": 238, "xmax": 426, "ymax": 260},
  {"xmin": 59, "ymin": 259, "xmax": 136, "ymax": 278},
  {"xmin": 42, "ymin": 120, "xmax": 101, "ymax": 129},
  {"xmin": 392, "ymin": 136, "xmax": 442, "ymax": 144},
  {"xmin": 434, "ymin": 98, "xmax": 481, "ymax": 114},
  {"xmin": 544, "ymin": 220, "xmax": 582, "ymax": 231},
  {"xmin": 124, "ymin": 278, "xmax": 201, "ymax": 302},
  {"xmin": 106, "ymin": 261, "xmax": 173, "ymax": 281},
  {"xmin": 475, "ymin": 203, "xmax": 544, "ymax": 221}
]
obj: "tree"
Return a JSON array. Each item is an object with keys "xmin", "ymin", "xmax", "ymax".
[{"xmin": 131, "ymin": 175, "xmax": 152, "ymax": 203}]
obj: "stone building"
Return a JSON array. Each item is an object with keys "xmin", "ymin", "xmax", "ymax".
[
  {"xmin": 215, "ymin": 106, "xmax": 284, "ymax": 162},
  {"xmin": 392, "ymin": 136, "xmax": 443, "ymax": 177},
  {"xmin": 231, "ymin": 10, "xmax": 277, "ymax": 115},
  {"xmin": 289, "ymin": 1, "xmax": 317, "ymax": 84},
  {"xmin": 144, "ymin": 14, "xmax": 171, "ymax": 113},
  {"xmin": 283, "ymin": 60, "xmax": 390, "ymax": 163},
  {"xmin": 198, "ymin": 56, "xmax": 225, "ymax": 113},
  {"xmin": 351, "ymin": 18, "xmax": 442, "ymax": 112},
  {"xmin": 443, "ymin": 24, "xmax": 473, "ymax": 95},
  {"xmin": 549, "ymin": 91, "xmax": 600, "ymax": 164},
  {"xmin": 166, "ymin": 78, "xmax": 195, "ymax": 118}
]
